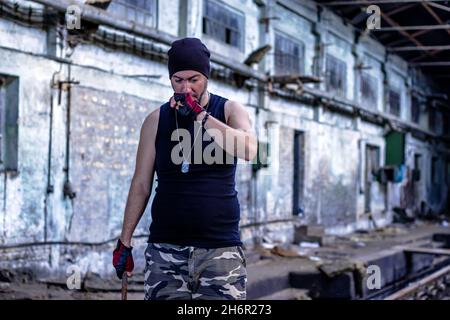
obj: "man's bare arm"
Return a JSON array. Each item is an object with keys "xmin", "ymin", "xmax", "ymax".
[
  {"xmin": 120, "ymin": 108, "xmax": 159, "ymax": 247},
  {"xmin": 197, "ymin": 100, "xmax": 257, "ymax": 161}
]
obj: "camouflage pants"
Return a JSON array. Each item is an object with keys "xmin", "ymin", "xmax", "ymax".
[{"xmin": 144, "ymin": 243, "xmax": 247, "ymax": 300}]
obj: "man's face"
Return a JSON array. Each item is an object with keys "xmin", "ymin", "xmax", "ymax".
[{"xmin": 170, "ymin": 70, "xmax": 208, "ymax": 103}]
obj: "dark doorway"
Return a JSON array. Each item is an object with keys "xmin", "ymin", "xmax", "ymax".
[
  {"xmin": 365, "ymin": 145, "xmax": 380, "ymax": 213},
  {"xmin": 293, "ymin": 131, "xmax": 305, "ymax": 217}
]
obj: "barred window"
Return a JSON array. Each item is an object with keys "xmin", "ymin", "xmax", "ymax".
[
  {"xmin": 274, "ymin": 33, "xmax": 304, "ymax": 75},
  {"xmin": 388, "ymin": 89, "xmax": 401, "ymax": 117},
  {"xmin": 411, "ymin": 96, "xmax": 420, "ymax": 124},
  {"xmin": 202, "ymin": 0, "xmax": 245, "ymax": 50},
  {"xmin": 360, "ymin": 72, "xmax": 377, "ymax": 109},
  {"xmin": 325, "ymin": 54, "xmax": 346, "ymax": 97},
  {"xmin": 108, "ymin": 0, "xmax": 157, "ymax": 28}
]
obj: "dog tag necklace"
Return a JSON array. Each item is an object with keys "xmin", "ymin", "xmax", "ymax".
[{"xmin": 175, "ymin": 107, "xmax": 207, "ymax": 173}]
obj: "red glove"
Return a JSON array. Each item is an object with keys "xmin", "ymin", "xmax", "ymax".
[
  {"xmin": 173, "ymin": 93, "xmax": 205, "ymax": 120},
  {"xmin": 112, "ymin": 239, "xmax": 134, "ymax": 279}
]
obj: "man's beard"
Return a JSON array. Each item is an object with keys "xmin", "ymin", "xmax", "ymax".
[{"xmin": 196, "ymin": 84, "xmax": 208, "ymax": 107}]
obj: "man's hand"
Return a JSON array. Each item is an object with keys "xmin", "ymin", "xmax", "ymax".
[
  {"xmin": 112, "ymin": 239, "xmax": 134, "ymax": 279},
  {"xmin": 172, "ymin": 93, "xmax": 205, "ymax": 121}
]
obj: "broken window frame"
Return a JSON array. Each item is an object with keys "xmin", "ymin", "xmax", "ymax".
[
  {"xmin": 325, "ymin": 54, "xmax": 347, "ymax": 98},
  {"xmin": 360, "ymin": 72, "xmax": 378, "ymax": 110},
  {"xmin": 388, "ymin": 88, "xmax": 401, "ymax": 117},
  {"xmin": 274, "ymin": 32, "xmax": 304, "ymax": 76},
  {"xmin": 108, "ymin": 0, "xmax": 158, "ymax": 29},
  {"xmin": 202, "ymin": 0, "xmax": 245, "ymax": 51}
]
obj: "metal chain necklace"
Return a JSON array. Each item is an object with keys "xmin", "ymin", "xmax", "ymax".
[{"xmin": 174, "ymin": 93, "xmax": 210, "ymax": 173}]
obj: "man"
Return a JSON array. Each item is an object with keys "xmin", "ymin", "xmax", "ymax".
[{"xmin": 113, "ymin": 37, "xmax": 257, "ymax": 300}]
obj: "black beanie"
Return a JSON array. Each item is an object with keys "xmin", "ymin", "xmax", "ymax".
[{"xmin": 168, "ymin": 38, "xmax": 211, "ymax": 79}]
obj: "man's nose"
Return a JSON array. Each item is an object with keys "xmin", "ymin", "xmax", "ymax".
[{"xmin": 180, "ymin": 81, "xmax": 192, "ymax": 94}]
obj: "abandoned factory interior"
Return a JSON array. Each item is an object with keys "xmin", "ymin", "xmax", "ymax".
[{"xmin": 1, "ymin": 0, "xmax": 450, "ymax": 300}]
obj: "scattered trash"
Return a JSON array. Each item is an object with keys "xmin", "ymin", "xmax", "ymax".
[
  {"xmin": 308, "ymin": 256, "xmax": 321, "ymax": 262},
  {"xmin": 353, "ymin": 241, "xmax": 366, "ymax": 248},
  {"xmin": 261, "ymin": 242, "xmax": 275, "ymax": 249},
  {"xmin": 393, "ymin": 207, "xmax": 415, "ymax": 224},
  {"xmin": 271, "ymin": 245, "xmax": 304, "ymax": 258},
  {"xmin": 299, "ymin": 241, "xmax": 320, "ymax": 248}
]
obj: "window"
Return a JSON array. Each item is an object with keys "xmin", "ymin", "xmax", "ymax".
[
  {"xmin": 411, "ymin": 96, "xmax": 420, "ymax": 124},
  {"xmin": 274, "ymin": 33, "xmax": 304, "ymax": 76},
  {"xmin": 108, "ymin": 0, "xmax": 157, "ymax": 28},
  {"xmin": 431, "ymin": 157, "xmax": 438, "ymax": 185},
  {"xmin": 202, "ymin": 0, "xmax": 245, "ymax": 50},
  {"xmin": 325, "ymin": 54, "xmax": 346, "ymax": 98},
  {"xmin": 0, "ymin": 75, "xmax": 19, "ymax": 172},
  {"xmin": 429, "ymin": 106, "xmax": 436, "ymax": 132},
  {"xmin": 388, "ymin": 89, "xmax": 401, "ymax": 117},
  {"xmin": 447, "ymin": 160, "xmax": 450, "ymax": 186},
  {"xmin": 360, "ymin": 72, "xmax": 377, "ymax": 109},
  {"xmin": 414, "ymin": 154, "xmax": 422, "ymax": 171},
  {"xmin": 443, "ymin": 111, "xmax": 450, "ymax": 135}
]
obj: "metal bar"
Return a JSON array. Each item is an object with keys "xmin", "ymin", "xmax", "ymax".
[
  {"xmin": 379, "ymin": 9, "xmax": 439, "ymax": 60},
  {"xmin": 402, "ymin": 247, "xmax": 450, "ymax": 255},
  {"xmin": 412, "ymin": 62, "xmax": 450, "ymax": 66},
  {"xmin": 404, "ymin": 2, "xmax": 450, "ymax": 62},
  {"xmin": 385, "ymin": 3, "xmax": 417, "ymax": 16},
  {"xmin": 373, "ymin": 25, "xmax": 450, "ymax": 31},
  {"xmin": 389, "ymin": 45, "xmax": 450, "ymax": 51},
  {"xmin": 428, "ymin": 1, "xmax": 450, "ymax": 13},
  {"xmin": 121, "ymin": 273, "xmax": 128, "ymax": 300},
  {"xmin": 386, "ymin": 29, "xmax": 430, "ymax": 46},
  {"xmin": 422, "ymin": 2, "xmax": 450, "ymax": 38},
  {"xmin": 384, "ymin": 265, "xmax": 450, "ymax": 300},
  {"xmin": 322, "ymin": 0, "xmax": 449, "ymax": 6}
]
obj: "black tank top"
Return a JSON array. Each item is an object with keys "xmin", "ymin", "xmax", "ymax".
[{"xmin": 148, "ymin": 93, "xmax": 242, "ymax": 248}]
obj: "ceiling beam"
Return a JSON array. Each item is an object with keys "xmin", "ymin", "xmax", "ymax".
[
  {"xmin": 411, "ymin": 62, "xmax": 450, "ymax": 66},
  {"xmin": 373, "ymin": 25, "xmax": 450, "ymax": 31},
  {"xmin": 377, "ymin": 6, "xmax": 443, "ymax": 61},
  {"xmin": 422, "ymin": 2, "xmax": 450, "ymax": 37},
  {"xmin": 389, "ymin": 45, "xmax": 450, "ymax": 51},
  {"xmin": 427, "ymin": 2, "xmax": 450, "ymax": 13},
  {"xmin": 385, "ymin": 29, "xmax": 430, "ymax": 46},
  {"xmin": 408, "ymin": 2, "xmax": 450, "ymax": 61},
  {"xmin": 385, "ymin": 3, "xmax": 417, "ymax": 16},
  {"xmin": 322, "ymin": 0, "xmax": 449, "ymax": 6}
]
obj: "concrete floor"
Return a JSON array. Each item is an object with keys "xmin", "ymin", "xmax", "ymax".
[{"xmin": 1, "ymin": 220, "xmax": 449, "ymax": 300}]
